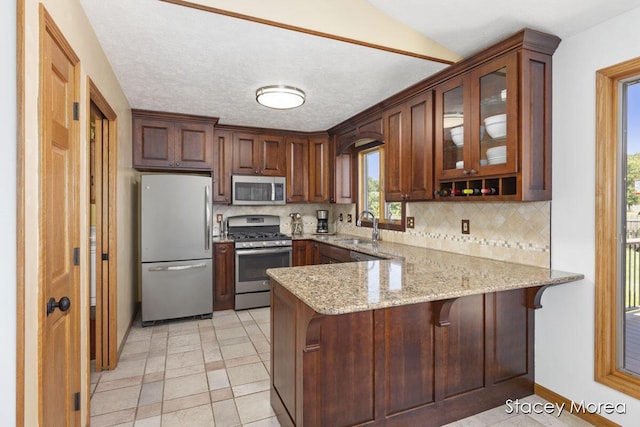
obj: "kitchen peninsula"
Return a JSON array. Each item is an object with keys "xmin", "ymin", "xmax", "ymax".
[{"xmin": 267, "ymin": 237, "xmax": 583, "ymax": 427}]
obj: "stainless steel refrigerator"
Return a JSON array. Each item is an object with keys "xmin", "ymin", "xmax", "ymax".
[{"xmin": 140, "ymin": 174, "xmax": 213, "ymax": 325}]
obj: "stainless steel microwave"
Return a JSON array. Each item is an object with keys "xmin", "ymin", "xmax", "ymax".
[{"xmin": 231, "ymin": 175, "xmax": 286, "ymax": 205}]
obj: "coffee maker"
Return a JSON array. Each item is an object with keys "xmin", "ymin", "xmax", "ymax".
[{"xmin": 316, "ymin": 210, "xmax": 329, "ymax": 233}]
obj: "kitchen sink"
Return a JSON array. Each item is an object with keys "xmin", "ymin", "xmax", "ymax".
[{"xmin": 334, "ymin": 238, "xmax": 373, "ymax": 245}]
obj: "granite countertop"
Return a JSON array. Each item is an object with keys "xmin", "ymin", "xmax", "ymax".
[{"xmin": 267, "ymin": 234, "xmax": 584, "ymax": 315}]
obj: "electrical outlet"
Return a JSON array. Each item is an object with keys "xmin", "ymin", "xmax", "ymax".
[
  {"xmin": 406, "ymin": 217, "xmax": 415, "ymax": 228},
  {"xmin": 347, "ymin": 214, "xmax": 352, "ymax": 223},
  {"xmin": 339, "ymin": 213, "xmax": 344, "ymax": 222},
  {"xmin": 462, "ymin": 219, "xmax": 470, "ymax": 234},
  {"xmin": 216, "ymin": 214, "xmax": 223, "ymax": 223}
]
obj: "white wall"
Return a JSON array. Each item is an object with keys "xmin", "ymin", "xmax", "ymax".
[
  {"xmin": 539, "ymin": 6, "xmax": 640, "ymax": 424},
  {"xmin": 1, "ymin": 1, "xmax": 17, "ymax": 425}
]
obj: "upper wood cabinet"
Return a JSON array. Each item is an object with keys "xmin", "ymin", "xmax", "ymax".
[
  {"xmin": 212, "ymin": 129, "xmax": 232, "ymax": 204},
  {"xmin": 132, "ymin": 110, "xmax": 216, "ymax": 171},
  {"xmin": 433, "ymin": 31, "xmax": 558, "ymax": 201},
  {"xmin": 232, "ymin": 132, "xmax": 286, "ymax": 176},
  {"xmin": 285, "ymin": 136, "xmax": 309, "ymax": 203},
  {"xmin": 334, "ymin": 150, "xmax": 355, "ymax": 204},
  {"xmin": 385, "ymin": 91, "xmax": 434, "ymax": 202},
  {"xmin": 308, "ymin": 136, "xmax": 331, "ymax": 203}
]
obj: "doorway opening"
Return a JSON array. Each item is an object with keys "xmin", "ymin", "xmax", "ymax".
[{"xmin": 88, "ymin": 79, "xmax": 118, "ymax": 372}]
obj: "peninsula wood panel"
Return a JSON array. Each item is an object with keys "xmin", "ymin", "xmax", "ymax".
[
  {"xmin": 492, "ymin": 289, "xmax": 529, "ymax": 382},
  {"xmin": 271, "ymin": 285, "xmax": 297, "ymax": 424},
  {"xmin": 270, "ymin": 280, "xmax": 538, "ymax": 427},
  {"xmin": 385, "ymin": 303, "xmax": 435, "ymax": 414},
  {"xmin": 440, "ymin": 294, "xmax": 485, "ymax": 398},
  {"xmin": 315, "ymin": 312, "xmax": 375, "ymax": 427}
]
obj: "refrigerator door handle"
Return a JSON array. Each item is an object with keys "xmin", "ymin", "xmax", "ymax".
[
  {"xmin": 205, "ymin": 185, "xmax": 211, "ymax": 251},
  {"xmin": 271, "ymin": 182, "xmax": 275, "ymax": 201},
  {"xmin": 148, "ymin": 263, "xmax": 208, "ymax": 272}
]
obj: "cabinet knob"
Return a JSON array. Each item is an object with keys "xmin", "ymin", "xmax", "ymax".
[
  {"xmin": 168, "ymin": 162, "xmax": 173, "ymax": 167},
  {"xmin": 470, "ymin": 169, "xmax": 477, "ymax": 175},
  {"xmin": 176, "ymin": 162, "xmax": 181, "ymax": 166},
  {"xmin": 260, "ymin": 170, "xmax": 264, "ymax": 175},
  {"xmin": 255, "ymin": 170, "xmax": 259, "ymax": 174},
  {"xmin": 462, "ymin": 170, "xmax": 469, "ymax": 175}
]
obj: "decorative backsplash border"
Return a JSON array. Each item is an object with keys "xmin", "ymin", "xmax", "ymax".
[{"xmin": 212, "ymin": 200, "xmax": 551, "ymax": 268}]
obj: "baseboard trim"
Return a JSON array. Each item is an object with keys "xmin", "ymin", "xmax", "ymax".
[{"xmin": 534, "ymin": 383, "xmax": 621, "ymax": 427}]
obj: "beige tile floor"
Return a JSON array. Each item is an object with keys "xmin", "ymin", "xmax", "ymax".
[{"xmin": 90, "ymin": 308, "xmax": 593, "ymax": 427}]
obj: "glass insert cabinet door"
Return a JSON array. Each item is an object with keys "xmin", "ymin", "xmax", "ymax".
[
  {"xmin": 471, "ymin": 53, "xmax": 518, "ymax": 175},
  {"xmin": 438, "ymin": 77, "xmax": 467, "ymax": 177},
  {"xmin": 436, "ymin": 52, "xmax": 518, "ymax": 179}
]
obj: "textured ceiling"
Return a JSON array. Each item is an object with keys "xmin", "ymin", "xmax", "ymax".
[{"xmin": 81, "ymin": 0, "xmax": 640, "ymax": 132}]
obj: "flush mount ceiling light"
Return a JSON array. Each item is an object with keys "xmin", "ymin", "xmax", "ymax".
[{"xmin": 256, "ymin": 85, "xmax": 305, "ymax": 109}]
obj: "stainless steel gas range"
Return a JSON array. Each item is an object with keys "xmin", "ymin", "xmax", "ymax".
[{"xmin": 227, "ymin": 215, "xmax": 292, "ymax": 310}]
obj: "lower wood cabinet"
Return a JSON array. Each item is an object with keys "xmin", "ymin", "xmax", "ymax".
[
  {"xmin": 309, "ymin": 241, "xmax": 352, "ymax": 264},
  {"xmin": 213, "ymin": 242, "xmax": 234, "ymax": 310},
  {"xmin": 292, "ymin": 240, "xmax": 311, "ymax": 266}
]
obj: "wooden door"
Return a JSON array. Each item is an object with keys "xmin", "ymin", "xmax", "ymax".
[
  {"xmin": 285, "ymin": 136, "xmax": 309, "ymax": 202},
  {"xmin": 89, "ymin": 80, "xmax": 119, "ymax": 373},
  {"xmin": 173, "ymin": 120, "xmax": 213, "ymax": 170},
  {"xmin": 41, "ymin": 10, "xmax": 81, "ymax": 425}
]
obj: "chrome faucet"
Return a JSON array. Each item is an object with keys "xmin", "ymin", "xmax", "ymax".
[{"xmin": 357, "ymin": 210, "xmax": 380, "ymax": 241}]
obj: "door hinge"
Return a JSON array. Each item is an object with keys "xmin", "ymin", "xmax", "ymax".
[
  {"xmin": 74, "ymin": 391, "xmax": 80, "ymax": 411},
  {"xmin": 73, "ymin": 102, "xmax": 79, "ymax": 121},
  {"xmin": 73, "ymin": 247, "xmax": 80, "ymax": 266},
  {"xmin": 102, "ymin": 253, "xmax": 109, "ymax": 261}
]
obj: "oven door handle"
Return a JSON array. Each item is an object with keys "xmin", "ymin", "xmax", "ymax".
[{"xmin": 236, "ymin": 247, "xmax": 292, "ymax": 256}]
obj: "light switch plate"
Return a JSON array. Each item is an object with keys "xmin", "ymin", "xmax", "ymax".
[
  {"xmin": 347, "ymin": 214, "xmax": 352, "ymax": 223},
  {"xmin": 216, "ymin": 214, "xmax": 223, "ymax": 223}
]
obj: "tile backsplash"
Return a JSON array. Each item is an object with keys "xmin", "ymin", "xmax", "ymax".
[{"xmin": 213, "ymin": 200, "xmax": 551, "ymax": 268}]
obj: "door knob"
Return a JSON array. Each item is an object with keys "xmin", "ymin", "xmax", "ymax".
[{"xmin": 47, "ymin": 296, "xmax": 71, "ymax": 316}]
